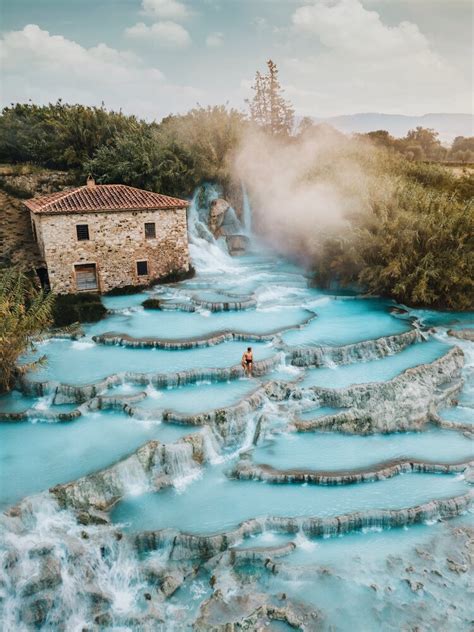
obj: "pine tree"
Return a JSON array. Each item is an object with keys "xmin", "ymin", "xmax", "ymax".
[{"xmin": 247, "ymin": 60, "xmax": 294, "ymax": 136}]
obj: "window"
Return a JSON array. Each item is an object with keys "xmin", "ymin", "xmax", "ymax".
[
  {"xmin": 136, "ymin": 260, "xmax": 148, "ymax": 276},
  {"xmin": 144, "ymin": 222, "xmax": 156, "ymax": 239},
  {"xmin": 76, "ymin": 224, "xmax": 90, "ymax": 241},
  {"xmin": 75, "ymin": 264, "xmax": 98, "ymax": 291},
  {"xmin": 31, "ymin": 220, "xmax": 37, "ymax": 242}
]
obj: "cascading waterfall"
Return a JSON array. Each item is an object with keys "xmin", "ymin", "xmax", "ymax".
[
  {"xmin": 1, "ymin": 221, "xmax": 473, "ymax": 630},
  {"xmin": 161, "ymin": 442, "xmax": 201, "ymax": 491},
  {"xmin": 187, "ymin": 184, "xmax": 237, "ymax": 273},
  {"xmin": 241, "ymin": 183, "xmax": 252, "ymax": 235}
]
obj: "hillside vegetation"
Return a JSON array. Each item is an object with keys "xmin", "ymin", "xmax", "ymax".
[{"xmin": 0, "ymin": 61, "xmax": 472, "ymax": 310}]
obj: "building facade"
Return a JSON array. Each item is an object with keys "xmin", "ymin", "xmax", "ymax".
[{"xmin": 24, "ymin": 178, "xmax": 190, "ymax": 294}]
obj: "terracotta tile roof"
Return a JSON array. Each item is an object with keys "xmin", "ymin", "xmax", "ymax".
[{"xmin": 24, "ymin": 184, "xmax": 189, "ymax": 214}]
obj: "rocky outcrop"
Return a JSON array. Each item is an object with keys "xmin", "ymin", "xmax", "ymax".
[
  {"xmin": 92, "ymin": 329, "xmax": 274, "ymax": 350},
  {"xmin": 231, "ymin": 455, "xmax": 474, "ymax": 486},
  {"xmin": 290, "ymin": 346, "xmax": 465, "ymax": 433},
  {"xmin": 0, "ymin": 407, "xmax": 82, "ymax": 423},
  {"xmin": 193, "ymin": 591, "xmax": 321, "ymax": 631},
  {"xmin": 230, "ymin": 541, "xmax": 296, "ymax": 563},
  {"xmin": 0, "ymin": 166, "xmax": 75, "ymax": 266},
  {"xmin": 207, "ymin": 198, "xmax": 249, "ymax": 255},
  {"xmin": 134, "ymin": 492, "xmax": 474, "ymax": 559},
  {"xmin": 91, "ymin": 310, "xmax": 316, "ymax": 350},
  {"xmin": 448, "ymin": 328, "xmax": 474, "ymax": 342},
  {"xmin": 289, "ymin": 329, "xmax": 426, "ymax": 367},
  {"xmin": 17, "ymin": 354, "xmax": 281, "ymax": 405},
  {"xmin": 50, "ymin": 435, "xmax": 204, "ymax": 511},
  {"xmin": 225, "ymin": 234, "xmax": 249, "ymax": 256}
]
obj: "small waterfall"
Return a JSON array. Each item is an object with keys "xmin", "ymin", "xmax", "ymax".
[
  {"xmin": 117, "ymin": 457, "xmax": 150, "ymax": 496},
  {"xmin": 241, "ymin": 183, "xmax": 252, "ymax": 235},
  {"xmin": 162, "ymin": 443, "xmax": 200, "ymax": 492},
  {"xmin": 0, "ymin": 495, "xmax": 147, "ymax": 629},
  {"xmin": 201, "ymin": 426, "xmax": 225, "ymax": 464},
  {"xmin": 187, "ymin": 184, "xmax": 237, "ymax": 274}
]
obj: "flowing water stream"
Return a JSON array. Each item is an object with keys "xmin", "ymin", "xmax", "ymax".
[{"xmin": 0, "ymin": 189, "xmax": 473, "ymax": 630}]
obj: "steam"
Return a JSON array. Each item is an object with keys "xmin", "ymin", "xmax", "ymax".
[{"xmin": 233, "ymin": 126, "xmax": 380, "ymax": 261}]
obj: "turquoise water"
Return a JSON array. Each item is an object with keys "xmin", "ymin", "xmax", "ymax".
[
  {"xmin": 282, "ymin": 297, "xmax": 409, "ymax": 346},
  {"xmin": 0, "ymin": 411, "xmax": 193, "ymax": 509},
  {"xmin": 1, "ymin": 240, "xmax": 472, "ymax": 630},
  {"xmin": 134, "ymin": 379, "xmax": 259, "ymax": 414},
  {"xmin": 254, "ymin": 516, "xmax": 473, "ymax": 632},
  {"xmin": 252, "ymin": 429, "xmax": 473, "ymax": 471},
  {"xmin": 24, "ymin": 339, "xmax": 275, "ymax": 385},
  {"xmin": 0, "ymin": 390, "xmax": 78, "ymax": 414},
  {"xmin": 300, "ymin": 339, "xmax": 449, "ymax": 388},
  {"xmin": 88, "ymin": 305, "xmax": 313, "ymax": 339},
  {"xmin": 111, "ymin": 466, "xmax": 468, "ymax": 534},
  {"xmin": 298, "ymin": 406, "xmax": 345, "ymax": 420}
]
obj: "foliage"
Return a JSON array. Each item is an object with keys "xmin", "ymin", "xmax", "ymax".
[
  {"xmin": 52, "ymin": 293, "xmax": 107, "ymax": 327},
  {"xmin": 246, "ymin": 60, "xmax": 294, "ymax": 136},
  {"xmin": 84, "ymin": 106, "xmax": 246, "ymax": 196},
  {"xmin": 362, "ymin": 128, "xmax": 474, "ymax": 164},
  {"xmin": 313, "ymin": 182, "xmax": 474, "ymax": 310},
  {"xmin": 0, "ymin": 101, "xmax": 141, "ymax": 170},
  {"xmin": 0, "ymin": 267, "xmax": 55, "ymax": 392},
  {"xmin": 0, "ymin": 101, "xmax": 247, "ymax": 197}
]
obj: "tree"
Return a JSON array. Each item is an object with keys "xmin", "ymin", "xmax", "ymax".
[
  {"xmin": 402, "ymin": 127, "xmax": 442, "ymax": 160},
  {"xmin": 0, "ymin": 267, "xmax": 55, "ymax": 393},
  {"xmin": 364, "ymin": 130, "xmax": 396, "ymax": 150},
  {"xmin": 247, "ymin": 60, "xmax": 294, "ymax": 136}
]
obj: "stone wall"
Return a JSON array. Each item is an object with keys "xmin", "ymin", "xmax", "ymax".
[
  {"xmin": 0, "ymin": 166, "xmax": 73, "ymax": 267},
  {"xmin": 33, "ymin": 207, "xmax": 190, "ymax": 293}
]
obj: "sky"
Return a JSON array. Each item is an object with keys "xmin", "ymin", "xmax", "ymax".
[{"xmin": 0, "ymin": 0, "xmax": 472, "ymax": 121}]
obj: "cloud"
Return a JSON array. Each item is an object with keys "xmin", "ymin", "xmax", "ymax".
[
  {"xmin": 292, "ymin": 0, "xmax": 436, "ymax": 60},
  {"xmin": 141, "ymin": 0, "xmax": 189, "ymax": 20},
  {"xmin": 0, "ymin": 24, "xmax": 201, "ymax": 119},
  {"xmin": 286, "ymin": 0, "xmax": 470, "ymax": 115},
  {"xmin": 125, "ymin": 21, "xmax": 191, "ymax": 48},
  {"xmin": 205, "ymin": 32, "xmax": 224, "ymax": 48}
]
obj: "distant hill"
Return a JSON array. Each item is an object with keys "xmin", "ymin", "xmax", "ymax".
[{"xmin": 314, "ymin": 113, "xmax": 473, "ymax": 144}]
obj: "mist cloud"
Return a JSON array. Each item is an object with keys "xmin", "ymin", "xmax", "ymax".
[{"xmin": 233, "ymin": 126, "xmax": 379, "ymax": 261}]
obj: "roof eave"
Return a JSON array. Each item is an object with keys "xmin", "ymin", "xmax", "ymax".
[{"xmin": 26, "ymin": 203, "xmax": 189, "ymax": 215}]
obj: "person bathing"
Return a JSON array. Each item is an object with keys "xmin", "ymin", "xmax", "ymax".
[{"xmin": 242, "ymin": 347, "xmax": 254, "ymax": 377}]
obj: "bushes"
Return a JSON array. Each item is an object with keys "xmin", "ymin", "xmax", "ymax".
[
  {"xmin": 53, "ymin": 293, "xmax": 107, "ymax": 326},
  {"xmin": 0, "ymin": 267, "xmax": 55, "ymax": 392},
  {"xmin": 313, "ymin": 182, "xmax": 474, "ymax": 310}
]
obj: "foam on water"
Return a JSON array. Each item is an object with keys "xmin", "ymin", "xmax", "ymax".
[
  {"xmin": 252, "ymin": 428, "xmax": 473, "ymax": 472},
  {"xmin": 0, "ymin": 411, "xmax": 193, "ymax": 509},
  {"xmin": 2, "ymin": 226, "xmax": 472, "ymax": 629},
  {"xmin": 111, "ymin": 467, "xmax": 470, "ymax": 534}
]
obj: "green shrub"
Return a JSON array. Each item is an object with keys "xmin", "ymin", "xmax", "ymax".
[
  {"xmin": 313, "ymin": 183, "xmax": 474, "ymax": 310},
  {"xmin": 53, "ymin": 293, "xmax": 107, "ymax": 326}
]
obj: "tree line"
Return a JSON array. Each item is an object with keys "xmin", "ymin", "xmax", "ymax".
[{"xmin": 0, "ymin": 60, "xmax": 472, "ymax": 314}]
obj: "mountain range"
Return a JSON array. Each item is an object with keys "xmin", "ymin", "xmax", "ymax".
[{"xmin": 313, "ymin": 113, "xmax": 473, "ymax": 143}]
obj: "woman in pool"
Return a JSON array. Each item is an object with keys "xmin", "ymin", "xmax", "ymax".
[{"xmin": 241, "ymin": 347, "xmax": 254, "ymax": 377}]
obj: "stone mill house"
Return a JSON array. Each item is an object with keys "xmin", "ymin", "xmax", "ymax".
[{"xmin": 24, "ymin": 178, "xmax": 190, "ymax": 294}]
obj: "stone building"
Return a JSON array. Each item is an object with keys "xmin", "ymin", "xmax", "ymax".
[{"xmin": 24, "ymin": 178, "xmax": 190, "ymax": 294}]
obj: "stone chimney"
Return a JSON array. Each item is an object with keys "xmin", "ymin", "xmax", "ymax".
[{"xmin": 86, "ymin": 175, "xmax": 96, "ymax": 188}]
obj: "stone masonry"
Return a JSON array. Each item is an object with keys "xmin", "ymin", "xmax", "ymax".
[{"xmin": 25, "ymin": 181, "xmax": 190, "ymax": 294}]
